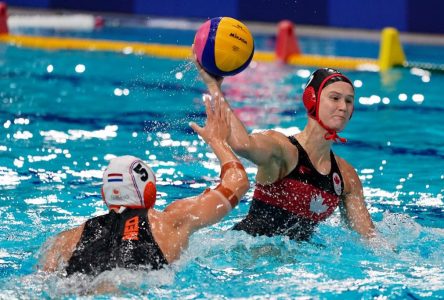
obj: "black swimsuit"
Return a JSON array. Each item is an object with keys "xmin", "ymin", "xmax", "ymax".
[
  {"xmin": 233, "ymin": 136, "xmax": 344, "ymax": 240},
  {"xmin": 66, "ymin": 208, "xmax": 167, "ymax": 276}
]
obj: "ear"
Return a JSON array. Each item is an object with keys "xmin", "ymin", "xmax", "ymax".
[{"xmin": 302, "ymin": 86, "xmax": 317, "ymax": 117}]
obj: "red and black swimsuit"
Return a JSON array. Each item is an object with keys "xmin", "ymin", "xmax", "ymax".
[{"xmin": 233, "ymin": 136, "xmax": 344, "ymax": 240}]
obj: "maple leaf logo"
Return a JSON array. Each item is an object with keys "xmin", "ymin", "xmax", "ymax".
[{"xmin": 309, "ymin": 194, "xmax": 328, "ymax": 214}]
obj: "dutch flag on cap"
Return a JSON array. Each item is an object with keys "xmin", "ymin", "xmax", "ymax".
[{"xmin": 107, "ymin": 173, "xmax": 123, "ymax": 182}]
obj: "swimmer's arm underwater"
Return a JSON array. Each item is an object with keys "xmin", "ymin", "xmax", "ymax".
[
  {"xmin": 337, "ymin": 157, "xmax": 375, "ymax": 239},
  {"xmin": 338, "ymin": 162, "xmax": 398, "ymax": 252},
  {"xmin": 40, "ymin": 224, "xmax": 84, "ymax": 272}
]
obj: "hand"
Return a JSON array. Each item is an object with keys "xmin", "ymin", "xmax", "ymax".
[
  {"xmin": 191, "ymin": 44, "xmax": 224, "ymax": 90},
  {"xmin": 190, "ymin": 94, "xmax": 231, "ymax": 146}
]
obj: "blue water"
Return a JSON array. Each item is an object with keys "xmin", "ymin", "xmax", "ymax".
[{"xmin": 1, "ymin": 23, "xmax": 444, "ymax": 298}]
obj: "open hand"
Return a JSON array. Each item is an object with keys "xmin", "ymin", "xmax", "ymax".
[{"xmin": 190, "ymin": 94, "xmax": 230, "ymax": 145}]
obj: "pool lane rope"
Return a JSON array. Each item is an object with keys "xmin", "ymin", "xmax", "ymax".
[{"xmin": 0, "ymin": 4, "xmax": 443, "ymax": 72}]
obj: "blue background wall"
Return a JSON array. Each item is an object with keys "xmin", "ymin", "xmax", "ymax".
[{"xmin": 4, "ymin": 0, "xmax": 444, "ymax": 34}]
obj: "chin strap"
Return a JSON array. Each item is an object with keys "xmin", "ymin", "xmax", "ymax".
[
  {"xmin": 317, "ymin": 118, "xmax": 347, "ymax": 143},
  {"xmin": 324, "ymin": 130, "xmax": 347, "ymax": 143}
]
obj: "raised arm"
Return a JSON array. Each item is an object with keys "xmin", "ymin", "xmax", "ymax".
[
  {"xmin": 338, "ymin": 158, "xmax": 375, "ymax": 238},
  {"xmin": 192, "ymin": 45, "xmax": 283, "ymax": 166},
  {"xmin": 164, "ymin": 94, "xmax": 249, "ymax": 233}
]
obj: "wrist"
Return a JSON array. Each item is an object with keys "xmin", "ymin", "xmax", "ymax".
[
  {"xmin": 208, "ymin": 140, "xmax": 228, "ymax": 148},
  {"xmin": 208, "ymin": 82, "xmax": 221, "ymax": 92}
]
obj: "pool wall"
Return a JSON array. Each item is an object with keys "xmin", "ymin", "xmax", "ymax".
[{"xmin": 5, "ymin": 0, "xmax": 444, "ymax": 34}]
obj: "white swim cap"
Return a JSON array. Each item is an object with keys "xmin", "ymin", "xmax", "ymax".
[{"xmin": 101, "ymin": 155, "xmax": 156, "ymax": 209}]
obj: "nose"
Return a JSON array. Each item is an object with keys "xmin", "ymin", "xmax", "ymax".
[{"xmin": 338, "ymin": 99, "xmax": 347, "ymax": 111}]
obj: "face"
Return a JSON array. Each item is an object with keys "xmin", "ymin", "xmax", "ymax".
[{"xmin": 318, "ymin": 81, "xmax": 354, "ymax": 131}]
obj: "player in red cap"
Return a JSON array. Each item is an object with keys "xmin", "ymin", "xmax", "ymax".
[{"xmin": 194, "ymin": 54, "xmax": 375, "ymax": 241}]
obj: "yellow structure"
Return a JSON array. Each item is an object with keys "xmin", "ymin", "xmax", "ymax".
[
  {"xmin": 0, "ymin": 27, "xmax": 411, "ymax": 72},
  {"xmin": 0, "ymin": 34, "xmax": 192, "ymax": 59},
  {"xmin": 378, "ymin": 27, "xmax": 406, "ymax": 71},
  {"xmin": 0, "ymin": 33, "xmax": 380, "ymax": 70}
]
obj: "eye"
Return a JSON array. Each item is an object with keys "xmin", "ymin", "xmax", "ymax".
[
  {"xmin": 329, "ymin": 94, "xmax": 340, "ymax": 101},
  {"xmin": 345, "ymin": 97, "xmax": 354, "ymax": 104}
]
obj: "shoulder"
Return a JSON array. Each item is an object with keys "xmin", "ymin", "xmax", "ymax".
[
  {"xmin": 57, "ymin": 223, "xmax": 85, "ymax": 245},
  {"xmin": 334, "ymin": 155, "xmax": 362, "ymax": 193},
  {"xmin": 335, "ymin": 155, "xmax": 355, "ymax": 174},
  {"xmin": 260, "ymin": 129, "xmax": 289, "ymax": 141},
  {"xmin": 41, "ymin": 223, "xmax": 85, "ymax": 272},
  {"xmin": 259, "ymin": 130, "xmax": 297, "ymax": 156}
]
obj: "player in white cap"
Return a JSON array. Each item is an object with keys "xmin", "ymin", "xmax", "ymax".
[{"xmin": 40, "ymin": 95, "xmax": 249, "ymax": 276}]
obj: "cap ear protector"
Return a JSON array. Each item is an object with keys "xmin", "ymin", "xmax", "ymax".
[
  {"xmin": 302, "ymin": 86, "xmax": 317, "ymax": 117},
  {"xmin": 143, "ymin": 181, "xmax": 156, "ymax": 209}
]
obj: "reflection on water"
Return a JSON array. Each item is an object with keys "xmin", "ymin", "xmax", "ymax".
[{"xmin": 5, "ymin": 211, "xmax": 444, "ymax": 298}]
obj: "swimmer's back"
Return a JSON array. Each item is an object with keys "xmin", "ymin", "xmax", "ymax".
[{"xmin": 66, "ymin": 208, "xmax": 167, "ymax": 276}]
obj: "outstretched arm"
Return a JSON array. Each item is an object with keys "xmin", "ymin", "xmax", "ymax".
[
  {"xmin": 338, "ymin": 158, "xmax": 375, "ymax": 238},
  {"xmin": 164, "ymin": 94, "xmax": 249, "ymax": 233},
  {"xmin": 192, "ymin": 45, "xmax": 283, "ymax": 166}
]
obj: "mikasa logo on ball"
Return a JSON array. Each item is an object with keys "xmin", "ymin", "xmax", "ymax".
[{"xmin": 229, "ymin": 32, "xmax": 247, "ymax": 45}]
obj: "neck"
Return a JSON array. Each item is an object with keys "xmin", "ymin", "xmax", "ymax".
[{"xmin": 296, "ymin": 120, "xmax": 332, "ymax": 161}]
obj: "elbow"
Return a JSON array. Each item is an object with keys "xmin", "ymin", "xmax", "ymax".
[
  {"xmin": 237, "ymin": 171, "xmax": 250, "ymax": 197},
  {"xmin": 230, "ymin": 138, "xmax": 253, "ymax": 158},
  {"xmin": 221, "ymin": 165, "xmax": 250, "ymax": 199}
]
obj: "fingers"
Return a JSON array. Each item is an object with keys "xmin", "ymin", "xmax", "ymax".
[
  {"xmin": 203, "ymin": 94, "xmax": 213, "ymax": 119},
  {"xmin": 189, "ymin": 121, "xmax": 203, "ymax": 135},
  {"xmin": 220, "ymin": 97, "xmax": 230, "ymax": 125},
  {"xmin": 214, "ymin": 94, "xmax": 221, "ymax": 120}
]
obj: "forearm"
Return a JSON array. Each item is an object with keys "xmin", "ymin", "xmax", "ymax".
[
  {"xmin": 177, "ymin": 143, "xmax": 249, "ymax": 232},
  {"xmin": 351, "ymin": 216, "xmax": 376, "ymax": 239},
  {"xmin": 209, "ymin": 140, "xmax": 241, "ymax": 165},
  {"xmin": 206, "ymin": 86, "xmax": 252, "ymax": 155},
  {"xmin": 208, "ymin": 140, "xmax": 249, "ymax": 196},
  {"xmin": 206, "ymin": 81, "xmax": 222, "ymax": 99},
  {"xmin": 212, "ymin": 145, "xmax": 250, "ymax": 210},
  {"xmin": 342, "ymin": 196, "xmax": 376, "ymax": 239},
  {"xmin": 227, "ymin": 109, "xmax": 253, "ymax": 156}
]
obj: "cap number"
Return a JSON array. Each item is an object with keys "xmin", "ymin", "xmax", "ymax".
[{"xmin": 133, "ymin": 163, "xmax": 148, "ymax": 181}]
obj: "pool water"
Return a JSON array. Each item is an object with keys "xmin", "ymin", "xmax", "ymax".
[{"xmin": 1, "ymin": 24, "xmax": 444, "ymax": 299}]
